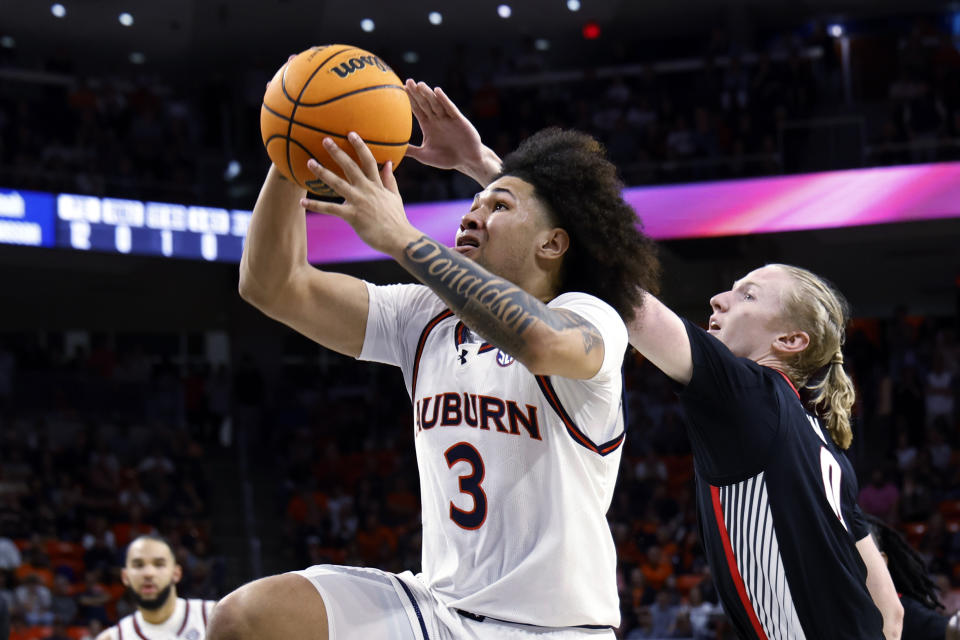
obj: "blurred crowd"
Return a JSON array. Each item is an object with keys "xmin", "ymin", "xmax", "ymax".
[
  {"xmin": 1, "ymin": 14, "xmax": 959, "ymax": 209},
  {"xmin": 0, "ymin": 337, "xmax": 225, "ymax": 640},
  {"xmin": 4, "ymin": 299, "xmax": 955, "ymax": 639},
  {"xmin": 1, "ymin": 7, "xmax": 960, "ymax": 640}
]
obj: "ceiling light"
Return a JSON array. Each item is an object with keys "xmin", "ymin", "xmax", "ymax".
[
  {"xmin": 129, "ymin": 52, "xmax": 145, "ymax": 64},
  {"xmin": 224, "ymin": 160, "xmax": 241, "ymax": 181},
  {"xmin": 403, "ymin": 51, "xmax": 419, "ymax": 64},
  {"xmin": 0, "ymin": 36, "xmax": 14, "ymax": 48},
  {"xmin": 534, "ymin": 38, "xmax": 550, "ymax": 51},
  {"xmin": 360, "ymin": 18, "xmax": 375, "ymax": 32},
  {"xmin": 51, "ymin": 3, "xmax": 66, "ymax": 18},
  {"xmin": 828, "ymin": 23, "xmax": 844, "ymax": 37},
  {"xmin": 497, "ymin": 4, "xmax": 512, "ymax": 18},
  {"xmin": 119, "ymin": 12, "xmax": 134, "ymax": 26},
  {"xmin": 567, "ymin": 0, "xmax": 581, "ymax": 10},
  {"xmin": 428, "ymin": 11, "xmax": 442, "ymax": 25}
]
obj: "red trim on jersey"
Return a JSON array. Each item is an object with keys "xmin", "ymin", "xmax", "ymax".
[
  {"xmin": 117, "ymin": 623, "xmax": 124, "ymax": 640},
  {"xmin": 176, "ymin": 600, "xmax": 190, "ymax": 636},
  {"xmin": 710, "ymin": 486, "xmax": 770, "ymax": 640},
  {"xmin": 771, "ymin": 368, "xmax": 800, "ymax": 399},
  {"xmin": 131, "ymin": 616, "xmax": 151, "ymax": 640},
  {"xmin": 412, "ymin": 309, "xmax": 454, "ymax": 400},
  {"xmin": 454, "ymin": 321, "xmax": 495, "ymax": 354},
  {"xmin": 535, "ymin": 375, "xmax": 624, "ymax": 456},
  {"xmin": 454, "ymin": 321, "xmax": 467, "ymax": 350}
]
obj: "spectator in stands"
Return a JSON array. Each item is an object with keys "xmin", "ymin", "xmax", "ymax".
[
  {"xmin": 686, "ymin": 584, "xmax": 722, "ymax": 640},
  {"xmin": 640, "ymin": 545, "xmax": 674, "ymax": 591},
  {"xmin": 0, "ymin": 538, "xmax": 20, "ymax": 574},
  {"xmin": 75, "ymin": 570, "xmax": 110, "ymax": 626},
  {"xmin": 626, "ymin": 605, "xmax": 656, "ymax": 639},
  {"xmin": 48, "ymin": 576, "xmax": 76, "ymax": 627},
  {"xmin": 860, "ymin": 468, "xmax": 902, "ymax": 523},
  {"xmin": 926, "ymin": 352, "xmax": 955, "ymax": 427},
  {"xmin": 14, "ymin": 574, "xmax": 54, "ymax": 626},
  {"xmin": 648, "ymin": 589, "xmax": 680, "ymax": 637}
]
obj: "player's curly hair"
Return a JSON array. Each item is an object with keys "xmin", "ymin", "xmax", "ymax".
[
  {"xmin": 497, "ymin": 128, "xmax": 660, "ymax": 322},
  {"xmin": 866, "ymin": 514, "xmax": 944, "ymax": 611}
]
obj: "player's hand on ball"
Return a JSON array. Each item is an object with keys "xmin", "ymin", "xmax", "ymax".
[
  {"xmin": 300, "ymin": 133, "xmax": 414, "ymax": 256},
  {"xmin": 404, "ymin": 79, "xmax": 484, "ymax": 172}
]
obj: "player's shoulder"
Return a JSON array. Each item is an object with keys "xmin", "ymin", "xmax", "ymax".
[
  {"xmin": 549, "ymin": 291, "xmax": 617, "ymax": 314},
  {"xmin": 549, "ymin": 291, "xmax": 626, "ymax": 335},
  {"xmin": 95, "ymin": 626, "xmax": 117, "ymax": 640},
  {"xmin": 367, "ymin": 281, "xmax": 442, "ymax": 314}
]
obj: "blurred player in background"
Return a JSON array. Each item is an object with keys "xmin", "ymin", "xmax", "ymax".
[
  {"xmin": 97, "ymin": 536, "xmax": 216, "ymax": 640},
  {"xmin": 206, "ymin": 65, "xmax": 659, "ymax": 639},
  {"xmin": 403, "ymin": 82, "xmax": 904, "ymax": 639},
  {"xmin": 867, "ymin": 514, "xmax": 960, "ymax": 639}
]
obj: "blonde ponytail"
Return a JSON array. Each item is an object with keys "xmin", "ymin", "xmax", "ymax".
[
  {"xmin": 804, "ymin": 358, "xmax": 855, "ymax": 449},
  {"xmin": 772, "ymin": 264, "xmax": 854, "ymax": 449}
]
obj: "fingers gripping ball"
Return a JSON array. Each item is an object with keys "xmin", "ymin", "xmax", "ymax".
[{"xmin": 260, "ymin": 45, "xmax": 412, "ymax": 196}]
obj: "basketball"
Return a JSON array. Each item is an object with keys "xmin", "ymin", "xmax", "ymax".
[{"xmin": 260, "ymin": 45, "xmax": 412, "ymax": 197}]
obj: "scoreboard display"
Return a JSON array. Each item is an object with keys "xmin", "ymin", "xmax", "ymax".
[
  {"xmin": 0, "ymin": 187, "xmax": 251, "ymax": 263},
  {"xmin": 56, "ymin": 195, "xmax": 251, "ymax": 262},
  {"xmin": 4, "ymin": 160, "xmax": 960, "ymax": 264}
]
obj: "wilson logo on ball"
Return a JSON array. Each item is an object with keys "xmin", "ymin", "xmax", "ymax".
[{"xmin": 330, "ymin": 55, "xmax": 390, "ymax": 78}]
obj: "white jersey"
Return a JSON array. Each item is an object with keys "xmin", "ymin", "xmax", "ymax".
[
  {"xmin": 104, "ymin": 598, "xmax": 216, "ymax": 640},
  {"xmin": 359, "ymin": 283, "xmax": 627, "ymax": 628}
]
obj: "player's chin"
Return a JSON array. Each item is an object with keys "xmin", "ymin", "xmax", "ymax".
[{"xmin": 453, "ymin": 245, "xmax": 480, "ymax": 261}]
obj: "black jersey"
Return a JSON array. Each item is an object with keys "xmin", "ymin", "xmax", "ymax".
[
  {"xmin": 677, "ymin": 319, "xmax": 883, "ymax": 639},
  {"xmin": 900, "ymin": 595, "xmax": 950, "ymax": 639}
]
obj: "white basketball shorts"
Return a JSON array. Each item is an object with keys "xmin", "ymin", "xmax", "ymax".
[{"xmin": 291, "ymin": 564, "xmax": 615, "ymax": 640}]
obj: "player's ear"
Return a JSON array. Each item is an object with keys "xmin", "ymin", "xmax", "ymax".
[
  {"xmin": 121, "ymin": 568, "xmax": 130, "ymax": 587},
  {"xmin": 537, "ymin": 227, "xmax": 569, "ymax": 261},
  {"xmin": 772, "ymin": 329, "xmax": 809, "ymax": 355},
  {"xmin": 172, "ymin": 563, "xmax": 183, "ymax": 584}
]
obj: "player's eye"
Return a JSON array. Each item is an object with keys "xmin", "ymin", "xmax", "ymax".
[{"xmin": 493, "ymin": 201, "xmax": 507, "ymax": 211}]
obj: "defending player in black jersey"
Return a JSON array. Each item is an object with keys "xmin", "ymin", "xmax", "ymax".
[{"xmin": 627, "ymin": 265, "xmax": 903, "ymax": 639}]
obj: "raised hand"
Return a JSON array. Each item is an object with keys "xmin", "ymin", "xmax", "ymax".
[
  {"xmin": 299, "ymin": 133, "xmax": 418, "ymax": 258},
  {"xmin": 404, "ymin": 79, "xmax": 502, "ymax": 186}
]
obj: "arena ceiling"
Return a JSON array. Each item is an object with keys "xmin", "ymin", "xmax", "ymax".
[{"xmin": 2, "ymin": 0, "xmax": 955, "ymax": 73}]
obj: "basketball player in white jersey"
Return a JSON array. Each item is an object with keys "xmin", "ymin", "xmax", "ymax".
[
  {"xmin": 98, "ymin": 535, "xmax": 216, "ymax": 640},
  {"xmin": 206, "ymin": 71, "xmax": 660, "ymax": 639}
]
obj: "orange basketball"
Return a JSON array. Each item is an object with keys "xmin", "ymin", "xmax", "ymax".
[{"xmin": 260, "ymin": 45, "xmax": 412, "ymax": 197}]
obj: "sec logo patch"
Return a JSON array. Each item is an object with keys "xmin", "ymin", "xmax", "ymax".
[{"xmin": 496, "ymin": 350, "xmax": 515, "ymax": 367}]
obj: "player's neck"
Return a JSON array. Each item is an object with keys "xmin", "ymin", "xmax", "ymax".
[{"xmin": 140, "ymin": 592, "xmax": 178, "ymax": 625}]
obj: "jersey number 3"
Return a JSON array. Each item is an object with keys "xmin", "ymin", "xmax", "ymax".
[{"xmin": 444, "ymin": 442, "xmax": 487, "ymax": 530}]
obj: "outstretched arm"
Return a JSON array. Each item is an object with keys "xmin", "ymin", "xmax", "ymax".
[
  {"xmin": 857, "ymin": 534, "xmax": 904, "ymax": 640},
  {"xmin": 301, "ymin": 134, "xmax": 604, "ymax": 380},
  {"xmin": 627, "ymin": 292, "xmax": 693, "ymax": 385},
  {"xmin": 404, "ymin": 80, "xmax": 502, "ymax": 187}
]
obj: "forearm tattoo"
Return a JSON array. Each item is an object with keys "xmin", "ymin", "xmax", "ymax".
[{"xmin": 402, "ymin": 236, "xmax": 602, "ymax": 359}]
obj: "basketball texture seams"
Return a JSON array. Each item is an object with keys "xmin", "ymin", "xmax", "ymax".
[{"xmin": 260, "ymin": 44, "xmax": 412, "ymax": 195}]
